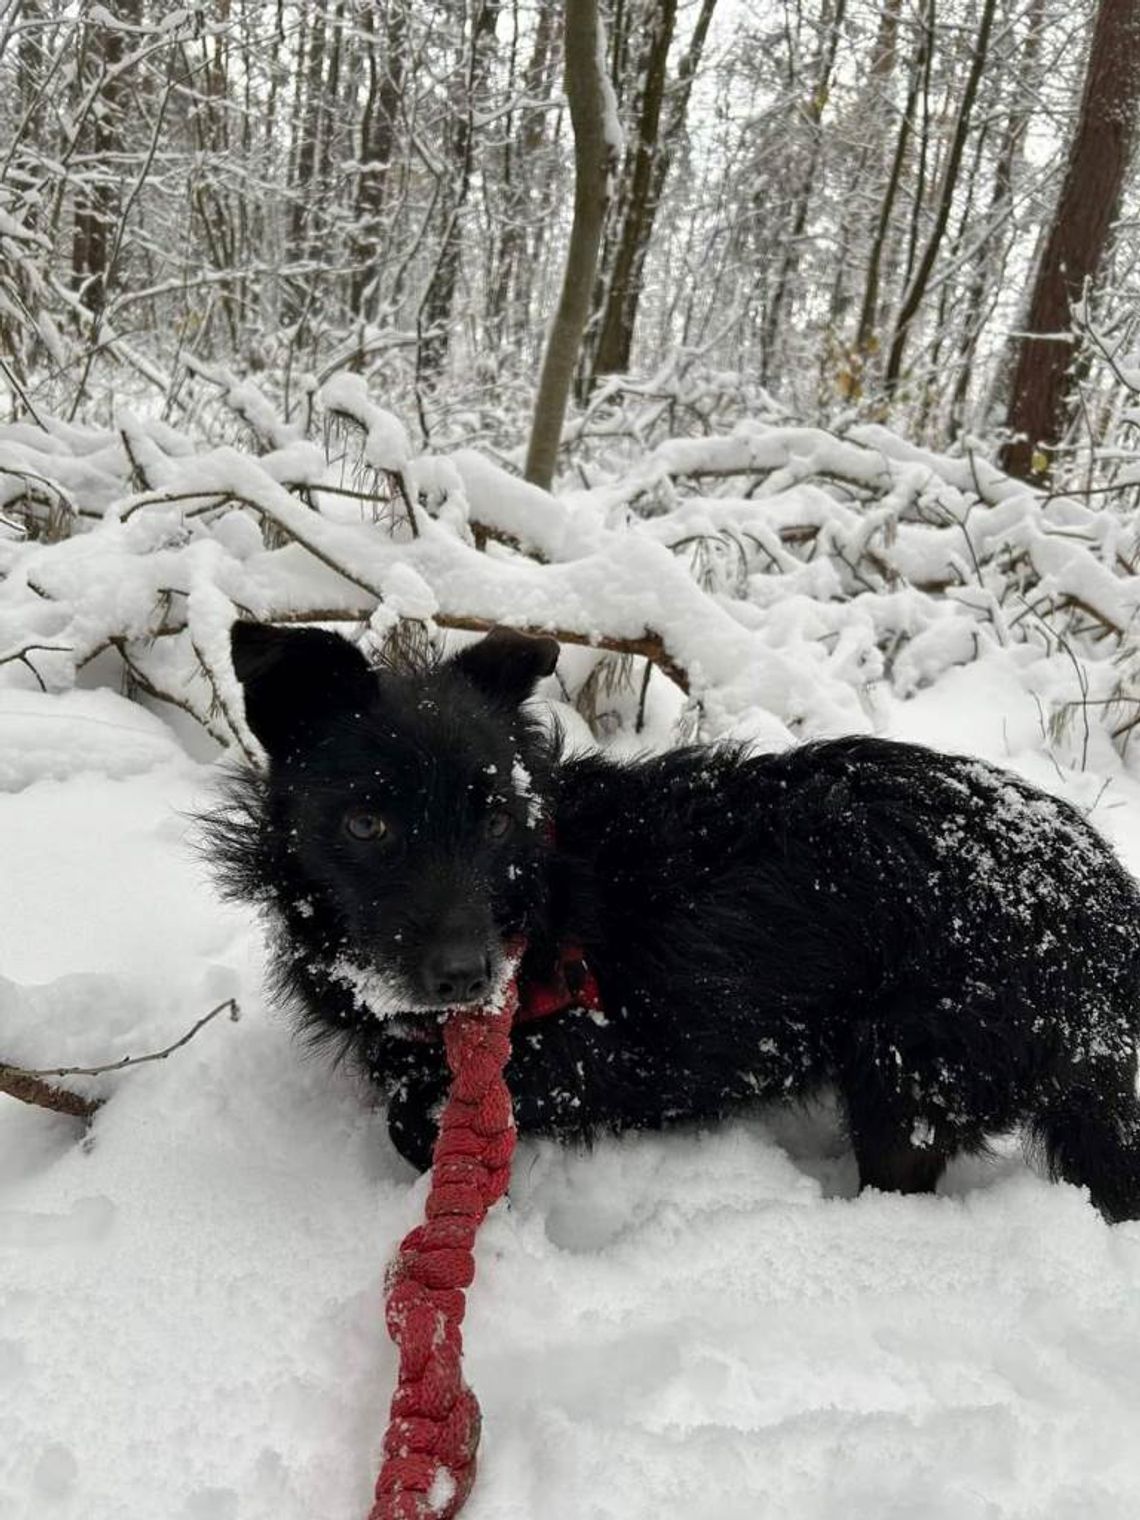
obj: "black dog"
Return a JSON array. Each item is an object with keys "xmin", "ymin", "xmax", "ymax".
[{"xmin": 203, "ymin": 620, "xmax": 1140, "ymax": 1221}]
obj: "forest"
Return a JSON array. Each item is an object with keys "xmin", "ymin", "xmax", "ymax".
[
  {"xmin": 1, "ymin": 0, "xmax": 1137, "ymax": 461},
  {"xmin": 2, "ymin": 0, "xmax": 1140, "ymax": 753}
]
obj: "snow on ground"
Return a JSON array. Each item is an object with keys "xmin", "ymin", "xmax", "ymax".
[{"xmin": 3, "ymin": 658, "xmax": 1140, "ymax": 1520}]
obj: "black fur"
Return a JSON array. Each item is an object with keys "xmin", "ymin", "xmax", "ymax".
[{"xmin": 202, "ymin": 622, "xmax": 1140, "ymax": 1221}]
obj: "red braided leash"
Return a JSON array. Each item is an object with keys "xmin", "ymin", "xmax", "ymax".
[{"xmin": 368, "ymin": 946, "xmax": 523, "ymax": 1520}]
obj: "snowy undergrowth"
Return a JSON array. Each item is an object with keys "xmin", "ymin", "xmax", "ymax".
[
  {"xmin": 3, "ymin": 372, "xmax": 1140, "ymax": 758},
  {"xmin": 5, "ymin": 383, "xmax": 1140, "ymax": 1517}
]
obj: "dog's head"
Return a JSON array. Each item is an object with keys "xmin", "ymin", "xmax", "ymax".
[{"xmin": 228, "ymin": 621, "xmax": 559, "ymax": 1018}]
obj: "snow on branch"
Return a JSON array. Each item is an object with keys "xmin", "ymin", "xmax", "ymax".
[{"xmin": 2, "ymin": 380, "xmax": 1140, "ymax": 754}]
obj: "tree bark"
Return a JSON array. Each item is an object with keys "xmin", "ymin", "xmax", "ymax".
[
  {"xmin": 949, "ymin": 0, "xmax": 1048, "ymax": 436},
  {"xmin": 588, "ymin": 0, "xmax": 718, "ymax": 386},
  {"xmin": 71, "ymin": 4, "xmax": 139, "ymax": 312},
  {"xmin": 487, "ymin": 0, "xmax": 559, "ymax": 346},
  {"xmin": 587, "ymin": 0, "xmax": 677, "ymax": 382},
  {"xmin": 417, "ymin": 0, "xmax": 501, "ymax": 384},
  {"xmin": 1000, "ymin": 0, "xmax": 1140, "ymax": 480},
  {"xmin": 288, "ymin": 0, "xmax": 329, "ymax": 259},
  {"xmin": 352, "ymin": 0, "xmax": 409, "ymax": 319},
  {"xmin": 883, "ymin": 0, "xmax": 997, "ymax": 395},
  {"xmin": 761, "ymin": 0, "xmax": 848, "ymax": 385},
  {"xmin": 854, "ymin": 0, "xmax": 929, "ymax": 360},
  {"xmin": 524, "ymin": 0, "xmax": 618, "ymax": 490}
]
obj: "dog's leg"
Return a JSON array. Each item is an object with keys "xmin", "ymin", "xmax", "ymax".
[
  {"xmin": 384, "ymin": 1061, "xmax": 450, "ymax": 1172},
  {"xmin": 837, "ymin": 994, "xmax": 991, "ymax": 1198},
  {"xmin": 1031, "ymin": 1077, "xmax": 1140, "ymax": 1223},
  {"xmin": 847, "ymin": 1122, "xmax": 952, "ymax": 1195},
  {"xmin": 505, "ymin": 1008, "xmax": 676, "ymax": 1143},
  {"xmin": 387, "ymin": 1097, "xmax": 441, "ymax": 1173}
]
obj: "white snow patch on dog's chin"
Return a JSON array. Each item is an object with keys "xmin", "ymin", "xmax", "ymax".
[
  {"xmin": 323, "ymin": 955, "xmax": 442, "ymax": 1027},
  {"xmin": 323, "ymin": 943, "xmax": 520, "ymax": 1026}
]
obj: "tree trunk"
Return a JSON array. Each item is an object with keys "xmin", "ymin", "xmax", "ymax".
[
  {"xmin": 1000, "ymin": 0, "xmax": 1140, "ymax": 480},
  {"xmin": 587, "ymin": 0, "xmax": 676, "ymax": 382},
  {"xmin": 183, "ymin": 23, "xmax": 242, "ymax": 350},
  {"xmin": 351, "ymin": 1, "xmax": 410, "ymax": 320},
  {"xmin": 487, "ymin": 0, "xmax": 558, "ymax": 346},
  {"xmin": 883, "ymin": 0, "xmax": 997, "ymax": 396},
  {"xmin": 417, "ymin": 0, "xmax": 501, "ymax": 384},
  {"xmin": 288, "ymin": 0, "xmax": 329, "ymax": 258},
  {"xmin": 854, "ymin": 0, "xmax": 930, "ymax": 361},
  {"xmin": 760, "ymin": 0, "xmax": 848, "ymax": 386},
  {"xmin": 827, "ymin": 0, "xmax": 902, "ymax": 335},
  {"xmin": 72, "ymin": 6, "xmax": 135, "ymax": 312},
  {"xmin": 949, "ymin": 0, "xmax": 1048, "ymax": 436},
  {"xmin": 524, "ymin": 0, "xmax": 618, "ymax": 490},
  {"xmin": 588, "ymin": 0, "xmax": 718, "ymax": 386}
]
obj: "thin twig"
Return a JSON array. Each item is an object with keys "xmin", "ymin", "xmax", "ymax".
[
  {"xmin": 0, "ymin": 642, "xmax": 72, "ymax": 692},
  {"xmin": 390, "ymin": 468, "xmax": 420, "ymax": 539},
  {"xmin": 0, "ymin": 997, "xmax": 241, "ymax": 1124},
  {"xmin": 635, "ymin": 657, "xmax": 653, "ymax": 734}
]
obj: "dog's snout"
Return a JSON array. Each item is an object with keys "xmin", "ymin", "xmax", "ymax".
[{"xmin": 422, "ymin": 944, "xmax": 491, "ymax": 1005}]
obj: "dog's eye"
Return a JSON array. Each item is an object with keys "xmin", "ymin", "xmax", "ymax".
[
  {"xmin": 343, "ymin": 809, "xmax": 388, "ymax": 842},
  {"xmin": 486, "ymin": 810, "xmax": 513, "ymax": 840}
]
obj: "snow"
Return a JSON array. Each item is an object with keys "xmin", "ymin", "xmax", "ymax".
[
  {"xmin": 0, "ymin": 688, "xmax": 181, "ymax": 790},
  {"xmin": 3, "ymin": 655, "xmax": 1140, "ymax": 1519},
  {"xmin": 320, "ymin": 375, "xmax": 412, "ymax": 474}
]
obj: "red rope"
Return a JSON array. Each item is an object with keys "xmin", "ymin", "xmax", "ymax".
[{"xmin": 368, "ymin": 948, "xmax": 522, "ymax": 1520}]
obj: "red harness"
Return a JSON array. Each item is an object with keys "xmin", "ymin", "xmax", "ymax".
[{"xmin": 515, "ymin": 943, "xmax": 603, "ymax": 1024}]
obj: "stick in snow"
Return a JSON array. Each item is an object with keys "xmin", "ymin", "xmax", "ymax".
[{"xmin": 0, "ymin": 997, "xmax": 241, "ymax": 1119}]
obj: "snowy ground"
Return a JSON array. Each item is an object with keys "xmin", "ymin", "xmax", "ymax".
[{"xmin": 3, "ymin": 657, "xmax": 1140, "ymax": 1520}]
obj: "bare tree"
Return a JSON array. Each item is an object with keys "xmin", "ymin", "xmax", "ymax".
[
  {"xmin": 1001, "ymin": 0, "xmax": 1140, "ymax": 479},
  {"xmin": 947, "ymin": 0, "xmax": 1049, "ymax": 436},
  {"xmin": 586, "ymin": 0, "xmax": 718, "ymax": 388},
  {"xmin": 1, "ymin": 0, "xmax": 1128, "ymax": 461},
  {"xmin": 882, "ymin": 0, "xmax": 998, "ymax": 395},
  {"xmin": 761, "ymin": 0, "xmax": 848, "ymax": 385},
  {"xmin": 351, "ymin": 0, "xmax": 411, "ymax": 320},
  {"xmin": 854, "ymin": 0, "xmax": 931, "ymax": 365},
  {"xmin": 416, "ymin": 0, "xmax": 501, "ymax": 384},
  {"xmin": 71, "ymin": 1, "xmax": 143, "ymax": 313},
  {"xmin": 487, "ymin": 0, "xmax": 560, "ymax": 348}
]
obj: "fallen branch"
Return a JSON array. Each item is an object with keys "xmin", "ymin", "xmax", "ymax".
[
  {"xmin": 0, "ymin": 997, "xmax": 241, "ymax": 1119},
  {"xmin": 0, "ymin": 1068, "xmax": 99, "ymax": 1120},
  {"xmin": 433, "ymin": 612, "xmax": 690, "ymax": 693}
]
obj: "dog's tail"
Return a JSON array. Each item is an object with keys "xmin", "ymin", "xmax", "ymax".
[{"xmin": 1030, "ymin": 1081, "xmax": 1140, "ymax": 1223}]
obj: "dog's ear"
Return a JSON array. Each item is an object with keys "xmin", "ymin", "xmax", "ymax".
[
  {"xmin": 451, "ymin": 626, "xmax": 559, "ymax": 707},
  {"xmin": 231, "ymin": 621, "xmax": 373, "ymax": 757}
]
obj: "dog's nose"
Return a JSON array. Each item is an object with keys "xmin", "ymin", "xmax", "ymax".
[{"xmin": 422, "ymin": 946, "xmax": 491, "ymax": 1005}]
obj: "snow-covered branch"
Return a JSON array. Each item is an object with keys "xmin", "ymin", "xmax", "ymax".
[{"xmin": 3, "ymin": 382, "xmax": 1140, "ymax": 757}]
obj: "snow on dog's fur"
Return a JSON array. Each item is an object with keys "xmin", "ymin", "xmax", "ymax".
[{"xmin": 203, "ymin": 621, "xmax": 1140, "ymax": 1219}]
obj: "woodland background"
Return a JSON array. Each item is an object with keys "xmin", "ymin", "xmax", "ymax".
[
  {"xmin": 2, "ymin": 0, "xmax": 1138, "ymax": 479},
  {"xmin": 2, "ymin": 1, "xmax": 1140, "ymax": 751}
]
